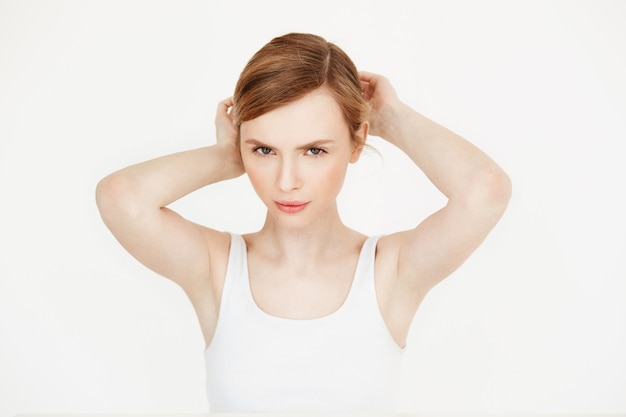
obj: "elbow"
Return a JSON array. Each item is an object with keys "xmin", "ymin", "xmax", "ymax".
[
  {"xmin": 485, "ymin": 165, "xmax": 512, "ymax": 209},
  {"xmin": 464, "ymin": 165, "xmax": 512, "ymax": 218},
  {"xmin": 95, "ymin": 174, "xmax": 122, "ymax": 224},
  {"xmin": 95, "ymin": 173, "xmax": 141, "ymax": 225}
]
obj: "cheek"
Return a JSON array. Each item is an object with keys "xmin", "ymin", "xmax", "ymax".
[
  {"xmin": 243, "ymin": 161, "xmax": 270, "ymax": 191},
  {"xmin": 312, "ymin": 159, "xmax": 350, "ymax": 190}
]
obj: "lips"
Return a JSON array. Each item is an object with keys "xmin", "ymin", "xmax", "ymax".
[{"xmin": 275, "ymin": 200, "xmax": 310, "ymax": 214}]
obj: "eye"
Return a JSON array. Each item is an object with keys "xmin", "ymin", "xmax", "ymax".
[
  {"xmin": 254, "ymin": 146, "xmax": 274, "ymax": 155},
  {"xmin": 306, "ymin": 147, "xmax": 326, "ymax": 156}
]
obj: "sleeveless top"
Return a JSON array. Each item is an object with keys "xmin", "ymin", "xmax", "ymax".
[{"xmin": 204, "ymin": 233, "xmax": 404, "ymax": 412}]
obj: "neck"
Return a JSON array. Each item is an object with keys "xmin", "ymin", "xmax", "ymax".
[{"xmin": 256, "ymin": 204, "xmax": 350, "ymax": 261}]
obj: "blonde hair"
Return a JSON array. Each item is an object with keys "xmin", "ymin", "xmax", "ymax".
[{"xmin": 233, "ymin": 33, "xmax": 368, "ymax": 147}]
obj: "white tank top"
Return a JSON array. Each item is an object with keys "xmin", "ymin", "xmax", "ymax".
[{"xmin": 204, "ymin": 233, "xmax": 403, "ymax": 412}]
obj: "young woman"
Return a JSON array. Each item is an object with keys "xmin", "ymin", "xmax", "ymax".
[{"xmin": 96, "ymin": 33, "xmax": 511, "ymax": 412}]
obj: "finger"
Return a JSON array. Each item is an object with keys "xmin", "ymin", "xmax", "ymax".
[
  {"xmin": 359, "ymin": 81, "xmax": 374, "ymax": 101},
  {"xmin": 358, "ymin": 70, "xmax": 376, "ymax": 83},
  {"xmin": 219, "ymin": 96, "xmax": 234, "ymax": 106},
  {"xmin": 358, "ymin": 71, "xmax": 378, "ymax": 97},
  {"xmin": 216, "ymin": 100, "xmax": 236, "ymax": 125},
  {"xmin": 218, "ymin": 97, "xmax": 234, "ymax": 114}
]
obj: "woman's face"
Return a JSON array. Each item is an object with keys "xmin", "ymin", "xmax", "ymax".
[{"xmin": 240, "ymin": 87, "xmax": 365, "ymax": 229}]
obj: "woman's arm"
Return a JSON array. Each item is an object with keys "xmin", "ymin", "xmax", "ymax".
[
  {"xmin": 360, "ymin": 71, "xmax": 512, "ymax": 294},
  {"xmin": 95, "ymin": 98, "xmax": 243, "ymax": 292}
]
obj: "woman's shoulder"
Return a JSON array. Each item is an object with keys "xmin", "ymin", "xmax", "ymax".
[
  {"xmin": 376, "ymin": 230, "xmax": 411, "ymax": 252},
  {"xmin": 192, "ymin": 227, "xmax": 233, "ymax": 293},
  {"xmin": 372, "ymin": 231, "xmax": 412, "ymax": 276}
]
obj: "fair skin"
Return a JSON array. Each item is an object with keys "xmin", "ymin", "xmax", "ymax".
[
  {"xmin": 239, "ymin": 87, "xmax": 369, "ymax": 320},
  {"xmin": 96, "ymin": 72, "xmax": 511, "ymax": 348}
]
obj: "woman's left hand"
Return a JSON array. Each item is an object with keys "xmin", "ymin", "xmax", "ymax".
[{"xmin": 359, "ymin": 71, "xmax": 402, "ymax": 140}]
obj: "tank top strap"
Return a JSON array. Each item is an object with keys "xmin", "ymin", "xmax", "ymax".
[
  {"xmin": 220, "ymin": 232, "xmax": 247, "ymax": 309},
  {"xmin": 342, "ymin": 235, "xmax": 382, "ymax": 314},
  {"xmin": 352, "ymin": 235, "xmax": 381, "ymax": 286}
]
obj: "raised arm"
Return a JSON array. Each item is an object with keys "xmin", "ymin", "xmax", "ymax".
[
  {"xmin": 360, "ymin": 71, "xmax": 512, "ymax": 295},
  {"xmin": 95, "ymin": 98, "xmax": 244, "ymax": 294}
]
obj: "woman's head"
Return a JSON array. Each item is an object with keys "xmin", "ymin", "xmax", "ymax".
[{"xmin": 233, "ymin": 33, "xmax": 368, "ymax": 149}]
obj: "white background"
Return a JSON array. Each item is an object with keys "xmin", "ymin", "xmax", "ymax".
[{"xmin": 1, "ymin": 0, "xmax": 625, "ymax": 415}]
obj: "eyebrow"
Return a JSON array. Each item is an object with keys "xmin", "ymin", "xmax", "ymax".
[{"xmin": 243, "ymin": 138, "xmax": 335, "ymax": 150}]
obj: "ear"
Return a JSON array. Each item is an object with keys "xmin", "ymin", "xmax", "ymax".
[{"xmin": 350, "ymin": 121, "xmax": 369, "ymax": 163}]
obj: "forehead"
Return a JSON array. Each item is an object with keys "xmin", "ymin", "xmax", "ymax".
[{"xmin": 239, "ymin": 87, "xmax": 349, "ymax": 142}]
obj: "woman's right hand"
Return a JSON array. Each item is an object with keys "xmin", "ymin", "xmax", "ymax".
[
  {"xmin": 96, "ymin": 97, "xmax": 248, "ymax": 290},
  {"xmin": 215, "ymin": 97, "xmax": 245, "ymax": 177}
]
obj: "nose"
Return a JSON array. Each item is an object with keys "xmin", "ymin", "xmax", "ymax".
[{"xmin": 277, "ymin": 157, "xmax": 302, "ymax": 192}]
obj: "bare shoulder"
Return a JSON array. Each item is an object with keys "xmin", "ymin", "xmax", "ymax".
[
  {"xmin": 375, "ymin": 229, "xmax": 437, "ymax": 297},
  {"xmin": 185, "ymin": 227, "xmax": 232, "ymax": 346},
  {"xmin": 373, "ymin": 231, "xmax": 428, "ymax": 347},
  {"xmin": 193, "ymin": 227, "xmax": 232, "ymax": 301},
  {"xmin": 372, "ymin": 231, "xmax": 415, "ymax": 294},
  {"xmin": 374, "ymin": 231, "xmax": 409, "ymax": 270}
]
